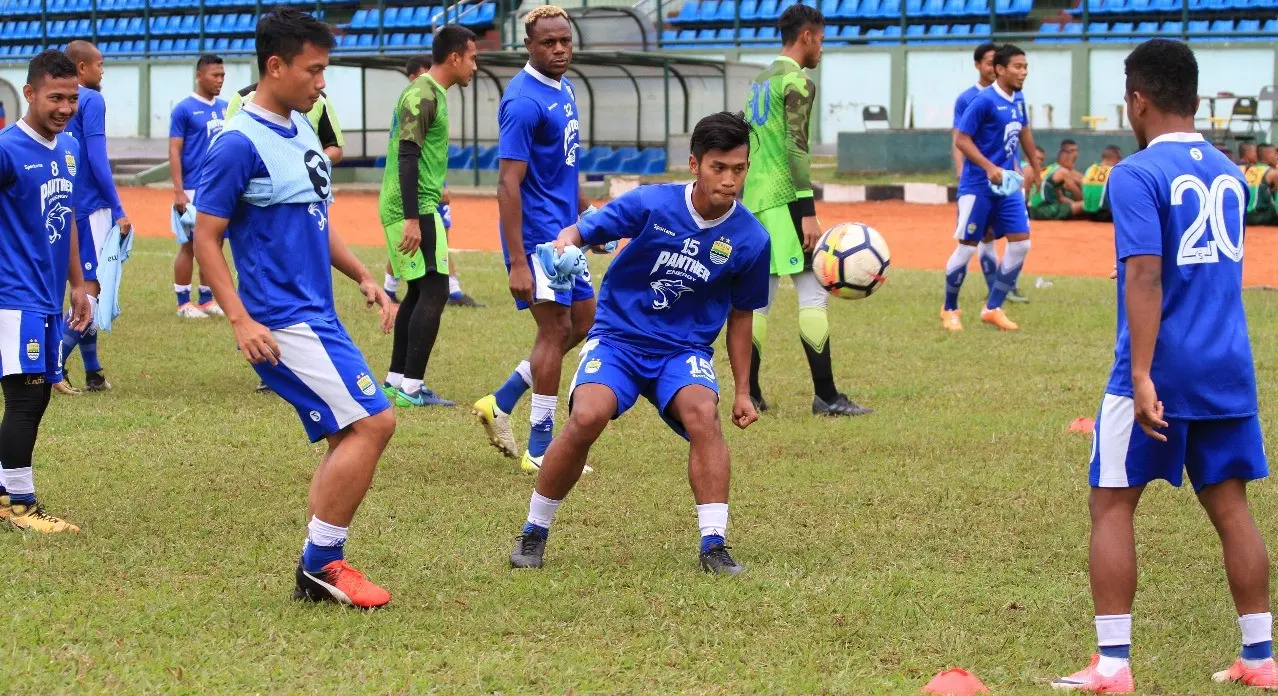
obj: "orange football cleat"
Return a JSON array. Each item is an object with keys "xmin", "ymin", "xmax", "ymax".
[
  {"xmin": 1213, "ymin": 658, "xmax": 1278, "ymax": 689},
  {"xmin": 294, "ymin": 559, "xmax": 391, "ymax": 609},
  {"xmin": 1052, "ymin": 655, "xmax": 1134, "ymax": 693},
  {"xmin": 980, "ymin": 306, "xmax": 1019, "ymax": 331},
  {"xmin": 940, "ymin": 308, "xmax": 963, "ymax": 331}
]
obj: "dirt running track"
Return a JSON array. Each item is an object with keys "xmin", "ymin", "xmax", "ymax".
[{"xmin": 118, "ymin": 187, "xmax": 1278, "ymax": 286}]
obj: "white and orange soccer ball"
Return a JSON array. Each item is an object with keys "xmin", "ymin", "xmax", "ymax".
[{"xmin": 811, "ymin": 222, "xmax": 891, "ymax": 299}]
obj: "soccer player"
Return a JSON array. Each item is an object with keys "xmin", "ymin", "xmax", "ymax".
[
  {"xmin": 1053, "ymin": 39, "xmax": 1275, "ymax": 693},
  {"xmin": 742, "ymin": 4, "xmax": 870, "ymax": 417},
  {"xmin": 168, "ymin": 53, "xmax": 228, "ymax": 319},
  {"xmin": 378, "ymin": 26, "xmax": 477, "ymax": 408},
  {"xmin": 1079, "ymin": 145, "xmax": 1120, "ymax": 222},
  {"xmin": 0, "ymin": 49, "xmax": 93, "ymax": 533},
  {"xmin": 59, "ymin": 40, "xmax": 131, "ymax": 394},
  {"xmin": 226, "ymin": 76, "xmax": 343, "ymax": 163},
  {"xmin": 1028, "ymin": 140, "xmax": 1085, "ymax": 221},
  {"xmin": 192, "ymin": 9, "xmax": 398, "ymax": 609},
  {"xmin": 1239, "ymin": 142, "xmax": 1258, "ymax": 170},
  {"xmin": 507, "ymin": 112, "xmax": 769, "ymax": 574},
  {"xmin": 382, "ymin": 54, "xmax": 482, "ymax": 309},
  {"xmin": 474, "ymin": 5, "xmax": 599, "ymax": 471},
  {"xmin": 1244, "ymin": 143, "xmax": 1278, "ymax": 227},
  {"xmin": 942, "ymin": 43, "xmax": 1038, "ymax": 332}
]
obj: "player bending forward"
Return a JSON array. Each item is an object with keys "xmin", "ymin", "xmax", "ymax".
[
  {"xmin": 508, "ymin": 112, "xmax": 770, "ymax": 575},
  {"xmin": 1053, "ymin": 39, "xmax": 1275, "ymax": 692}
]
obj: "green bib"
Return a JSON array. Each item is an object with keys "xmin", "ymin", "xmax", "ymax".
[
  {"xmin": 1245, "ymin": 165, "xmax": 1273, "ymax": 214},
  {"xmin": 1082, "ymin": 164, "xmax": 1111, "ymax": 213},
  {"xmin": 1029, "ymin": 163, "xmax": 1059, "ymax": 207}
]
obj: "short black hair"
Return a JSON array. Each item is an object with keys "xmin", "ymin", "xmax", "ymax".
[
  {"xmin": 27, "ymin": 49, "xmax": 76, "ymax": 87},
  {"xmin": 994, "ymin": 43, "xmax": 1025, "ymax": 68},
  {"xmin": 1258, "ymin": 144, "xmax": 1275, "ymax": 155},
  {"xmin": 255, "ymin": 7, "xmax": 335, "ymax": 74},
  {"xmin": 1059, "ymin": 139, "xmax": 1078, "ymax": 150},
  {"xmin": 432, "ymin": 25, "xmax": 476, "ymax": 64},
  {"xmin": 1103, "ymin": 144, "xmax": 1123, "ymax": 157},
  {"xmin": 1123, "ymin": 38, "xmax": 1197, "ymax": 118},
  {"xmin": 778, "ymin": 4, "xmax": 824, "ymax": 46},
  {"xmin": 973, "ymin": 42, "xmax": 996, "ymax": 63},
  {"xmin": 690, "ymin": 111, "xmax": 751, "ymax": 161},
  {"xmin": 405, "ymin": 54, "xmax": 430, "ymax": 76},
  {"xmin": 196, "ymin": 53, "xmax": 223, "ymax": 71}
]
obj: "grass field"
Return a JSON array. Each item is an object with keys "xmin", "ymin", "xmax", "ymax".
[{"xmin": 5, "ymin": 237, "xmax": 1278, "ymax": 693}]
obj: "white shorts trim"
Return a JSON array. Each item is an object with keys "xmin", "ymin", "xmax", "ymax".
[
  {"xmin": 1095, "ymin": 394, "xmax": 1136, "ymax": 488},
  {"xmin": 530, "ymin": 252, "xmax": 557, "ymax": 304},
  {"xmin": 0, "ymin": 309, "xmax": 21, "ymax": 378},
  {"xmin": 274, "ymin": 322, "xmax": 370, "ymax": 432},
  {"xmin": 953, "ymin": 194, "xmax": 977, "ymax": 241},
  {"xmin": 86, "ymin": 207, "xmax": 113, "ymax": 263}
]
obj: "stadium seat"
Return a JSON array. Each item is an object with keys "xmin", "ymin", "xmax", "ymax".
[
  {"xmin": 1087, "ymin": 21, "xmax": 1108, "ymax": 37},
  {"xmin": 926, "ymin": 23, "xmax": 949, "ymax": 37},
  {"xmin": 661, "ymin": 28, "xmax": 680, "ymax": 43},
  {"xmin": 697, "ymin": 0, "xmax": 721, "ymax": 20},
  {"xmin": 1207, "ymin": 18, "xmax": 1233, "ymax": 34},
  {"xmin": 236, "ymin": 14, "xmax": 254, "ymax": 32},
  {"xmin": 381, "ymin": 7, "xmax": 401, "ymax": 27},
  {"xmin": 1104, "ymin": 0, "xmax": 1129, "ymax": 12},
  {"xmin": 880, "ymin": 0, "xmax": 903, "ymax": 17},
  {"xmin": 1134, "ymin": 20, "xmax": 1158, "ymax": 34},
  {"xmin": 738, "ymin": 0, "xmax": 762, "ymax": 19},
  {"xmin": 921, "ymin": 0, "xmax": 945, "ymax": 15},
  {"xmin": 477, "ymin": 145, "xmax": 500, "ymax": 170},
  {"xmin": 97, "ymin": 17, "xmax": 116, "ymax": 36},
  {"xmin": 839, "ymin": 23, "xmax": 861, "ymax": 36},
  {"xmin": 213, "ymin": 37, "xmax": 230, "ymax": 50},
  {"xmin": 1262, "ymin": 18, "xmax": 1277, "ymax": 32},
  {"xmin": 820, "ymin": 0, "xmax": 841, "ymax": 18},
  {"xmin": 673, "ymin": 1, "xmax": 700, "ymax": 24},
  {"xmin": 883, "ymin": 23, "xmax": 902, "ymax": 36},
  {"xmin": 1186, "ymin": 19, "xmax": 1209, "ymax": 40},
  {"xmin": 714, "ymin": 0, "xmax": 737, "ymax": 21},
  {"xmin": 852, "ymin": 0, "xmax": 878, "ymax": 15},
  {"xmin": 1159, "ymin": 20, "xmax": 1183, "ymax": 36},
  {"xmin": 715, "ymin": 27, "xmax": 734, "ymax": 43},
  {"xmin": 757, "ymin": 25, "xmax": 778, "ymax": 39},
  {"xmin": 941, "ymin": 0, "xmax": 966, "ymax": 14},
  {"xmin": 1038, "ymin": 21, "xmax": 1062, "ymax": 36},
  {"xmin": 1233, "ymin": 18, "xmax": 1260, "ymax": 38},
  {"xmin": 159, "ymin": 38, "xmax": 175, "ymax": 53},
  {"xmin": 949, "ymin": 22, "xmax": 971, "ymax": 38},
  {"xmin": 357, "ymin": 33, "xmax": 374, "ymax": 49},
  {"xmin": 696, "ymin": 28, "xmax": 717, "ymax": 43},
  {"xmin": 178, "ymin": 15, "xmax": 198, "ymax": 34},
  {"xmin": 763, "ymin": 0, "xmax": 790, "ymax": 18},
  {"xmin": 348, "ymin": 8, "xmax": 371, "ymax": 28},
  {"xmin": 388, "ymin": 32, "xmax": 406, "ymax": 48},
  {"xmin": 678, "ymin": 28, "xmax": 698, "ymax": 41},
  {"xmin": 738, "ymin": 26, "xmax": 757, "ymax": 39},
  {"xmin": 905, "ymin": 22, "xmax": 925, "ymax": 36},
  {"xmin": 205, "ymin": 14, "xmax": 225, "ymax": 33}
]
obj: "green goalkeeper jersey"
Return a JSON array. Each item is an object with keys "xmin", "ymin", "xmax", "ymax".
[
  {"xmin": 742, "ymin": 56, "xmax": 815, "ymax": 214},
  {"xmin": 379, "ymin": 74, "xmax": 449, "ymax": 226}
]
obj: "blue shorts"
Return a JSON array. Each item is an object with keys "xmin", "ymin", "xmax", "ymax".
[
  {"xmin": 0, "ymin": 309, "xmax": 63, "ymax": 383},
  {"xmin": 252, "ymin": 316, "xmax": 391, "ymax": 443},
  {"xmin": 508, "ymin": 252, "xmax": 595, "ymax": 311},
  {"xmin": 569, "ymin": 337, "xmax": 719, "ymax": 439},
  {"xmin": 77, "ymin": 208, "xmax": 113, "ymax": 283},
  {"xmin": 1089, "ymin": 393, "xmax": 1268, "ymax": 492},
  {"xmin": 953, "ymin": 192, "xmax": 1030, "ymax": 242}
]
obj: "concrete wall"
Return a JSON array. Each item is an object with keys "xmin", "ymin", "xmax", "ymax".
[{"xmin": 837, "ymin": 129, "xmax": 1141, "ymax": 172}]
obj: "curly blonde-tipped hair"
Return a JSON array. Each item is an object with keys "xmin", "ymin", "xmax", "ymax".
[{"xmin": 524, "ymin": 5, "xmax": 568, "ymax": 37}]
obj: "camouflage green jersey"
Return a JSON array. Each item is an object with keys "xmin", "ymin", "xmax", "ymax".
[
  {"xmin": 379, "ymin": 74, "xmax": 449, "ymax": 226},
  {"xmin": 742, "ymin": 56, "xmax": 815, "ymax": 214}
]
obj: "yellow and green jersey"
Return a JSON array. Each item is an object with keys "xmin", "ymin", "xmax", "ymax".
[
  {"xmin": 1081, "ymin": 163, "xmax": 1111, "ymax": 213},
  {"xmin": 1245, "ymin": 164, "xmax": 1277, "ymax": 224},
  {"xmin": 1029, "ymin": 163, "xmax": 1060, "ymax": 207},
  {"xmin": 378, "ymin": 74, "xmax": 449, "ymax": 226},
  {"xmin": 742, "ymin": 56, "xmax": 815, "ymax": 214}
]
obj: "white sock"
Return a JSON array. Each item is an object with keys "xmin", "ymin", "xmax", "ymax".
[
  {"xmin": 527, "ymin": 490, "xmax": 562, "ymax": 528},
  {"xmin": 1095, "ymin": 614, "xmax": 1132, "ymax": 676},
  {"xmin": 448, "ymin": 275, "xmax": 462, "ymax": 295},
  {"xmin": 174, "ymin": 283, "xmax": 191, "ymax": 294},
  {"xmin": 696, "ymin": 502, "xmax": 729, "ymax": 537},
  {"xmin": 530, "ymin": 393, "xmax": 557, "ymax": 426},
  {"xmin": 1241, "ymin": 612, "xmax": 1273, "ymax": 666},
  {"xmin": 1000, "ymin": 239, "xmax": 1032, "ymax": 274},
  {"xmin": 384, "ymin": 273, "xmax": 399, "ymax": 294},
  {"xmin": 515, "ymin": 360, "xmax": 533, "ymax": 387},
  {"xmin": 85, "ymin": 294, "xmax": 98, "ymax": 327},
  {"xmin": 307, "ymin": 516, "xmax": 348, "ymax": 547},
  {"xmin": 945, "ymin": 243, "xmax": 978, "ymax": 275},
  {"xmin": 976, "ymin": 239, "xmax": 997, "ymax": 264},
  {"xmin": 402, "ymin": 378, "xmax": 423, "ymax": 395},
  {"xmin": 384, "ymin": 371, "xmax": 404, "ymax": 389},
  {"xmin": 0, "ymin": 467, "xmax": 35, "ymax": 495}
]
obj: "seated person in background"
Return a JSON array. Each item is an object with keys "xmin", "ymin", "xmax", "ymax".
[
  {"xmin": 1239, "ymin": 142, "xmax": 1258, "ymax": 172},
  {"xmin": 1029, "ymin": 140, "xmax": 1084, "ymax": 220},
  {"xmin": 1245, "ymin": 143, "xmax": 1278, "ymax": 227},
  {"xmin": 1081, "ymin": 145, "xmax": 1121, "ymax": 222},
  {"xmin": 1022, "ymin": 145, "xmax": 1046, "ymax": 200}
]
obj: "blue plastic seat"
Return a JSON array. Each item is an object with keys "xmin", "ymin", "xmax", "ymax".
[
  {"xmin": 839, "ymin": 23, "xmax": 861, "ymax": 36},
  {"xmin": 1159, "ymin": 20, "xmax": 1183, "ymax": 36},
  {"xmin": 357, "ymin": 33, "xmax": 374, "ymax": 49},
  {"xmin": 477, "ymin": 145, "xmax": 500, "ymax": 170},
  {"xmin": 879, "ymin": 0, "xmax": 901, "ymax": 17},
  {"xmin": 738, "ymin": 0, "xmax": 762, "ymax": 18},
  {"xmin": 715, "ymin": 0, "xmax": 739, "ymax": 20},
  {"xmin": 820, "ymin": 0, "xmax": 841, "ymax": 17},
  {"xmin": 381, "ymin": 7, "xmax": 401, "ymax": 27},
  {"xmin": 1207, "ymin": 18, "xmax": 1233, "ymax": 34},
  {"xmin": 205, "ymin": 14, "xmax": 225, "ymax": 33},
  {"xmin": 348, "ymin": 8, "xmax": 370, "ymax": 28},
  {"xmin": 757, "ymin": 0, "xmax": 782, "ymax": 18},
  {"xmin": 678, "ymin": 28, "xmax": 698, "ymax": 41},
  {"xmin": 921, "ymin": 0, "xmax": 945, "ymax": 14},
  {"xmin": 906, "ymin": 22, "xmax": 925, "ymax": 35},
  {"xmin": 738, "ymin": 26, "xmax": 757, "ymax": 39},
  {"xmin": 661, "ymin": 28, "xmax": 680, "ymax": 43},
  {"xmin": 388, "ymin": 32, "xmax": 406, "ymax": 48},
  {"xmin": 854, "ymin": 0, "xmax": 880, "ymax": 15},
  {"xmin": 214, "ymin": 37, "xmax": 230, "ymax": 50},
  {"xmin": 696, "ymin": 28, "xmax": 717, "ymax": 42},
  {"xmin": 883, "ymin": 23, "xmax": 902, "ymax": 35},
  {"xmin": 926, "ymin": 23, "xmax": 949, "ymax": 35},
  {"xmin": 179, "ymin": 15, "xmax": 198, "ymax": 33},
  {"xmin": 950, "ymin": 23, "xmax": 971, "ymax": 37},
  {"xmin": 1186, "ymin": 19, "xmax": 1209, "ymax": 41},
  {"xmin": 697, "ymin": 0, "xmax": 721, "ymax": 20},
  {"xmin": 673, "ymin": 1, "xmax": 700, "ymax": 23}
]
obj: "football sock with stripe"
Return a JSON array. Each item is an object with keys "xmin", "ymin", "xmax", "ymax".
[
  {"xmin": 1095, "ymin": 614, "xmax": 1132, "ymax": 676},
  {"xmin": 976, "ymin": 239, "xmax": 999, "ymax": 293},
  {"xmin": 987, "ymin": 239, "xmax": 1030, "ymax": 310},
  {"xmin": 528, "ymin": 393, "xmax": 557, "ymax": 458},
  {"xmin": 175, "ymin": 283, "xmax": 192, "ymax": 307},
  {"xmin": 494, "ymin": 360, "xmax": 533, "ymax": 415},
  {"xmin": 1241, "ymin": 612, "xmax": 1273, "ymax": 667},
  {"xmin": 697, "ymin": 503, "xmax": 729, "ymax": 552},
  {"xmin": 944, "ymin": 244, "xmax": 977, "ymax": 311},
  {"xmin": 302, "ymin": 516, "xmax": 347, "ymax": 573}
]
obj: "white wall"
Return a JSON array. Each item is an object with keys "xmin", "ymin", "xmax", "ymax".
[
  {"xmin": 906, "ymin": 50, "xmax": 971, "ymax": 129},
  {"xmin": 820, "ymin": 51, "xmax": 891, "ymax": 142},
  {"xmin": 148, "ymin": 60, "xmax": 252, "ymax": 138},
  {"xmin": 103, "ymin": 63, "xmax": 141, "ymax": 137},
  {"xmin": 1023, "ymin": 48, "xmax": 1071, "ymax": 130}
]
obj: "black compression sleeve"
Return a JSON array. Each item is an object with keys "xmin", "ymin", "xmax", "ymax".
[{"xmin": 398, "ymin": 140, "xmax": 421, "ymax": 219}]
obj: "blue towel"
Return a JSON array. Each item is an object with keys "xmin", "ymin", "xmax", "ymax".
[
  {"xmin": 170, "ymin": 204, "xmax": 196, "ymax": 244},
  {"xmin": 989, "ymin": 169, "xmax": 1024, "ymax": 196},
  {"xmin": 534, "ymin": 242, "xmax": 587, "ymax": 291},
  {"xmin": 94, "ymin": 225, "xmax": 134, "ymax": 332}
]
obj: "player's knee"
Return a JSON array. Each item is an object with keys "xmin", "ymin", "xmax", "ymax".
[
  {"xmin": 358, "ymin": 408, "xmax": 397, "ymax": 444},
  {"xmin": 679, "ymin": 399, "xmax": 721, "ymax": 438},
  {"xmin": 567, "ymin": 405, "xmax": 610, "ymax": 440},
  {"xmin": 537, "ymin": 316, "xmax": 573, "ymax": 350}
]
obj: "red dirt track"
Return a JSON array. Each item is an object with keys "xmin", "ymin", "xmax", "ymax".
[{"xmin": 118, "ymin": 187, "xmax": 1278, "ymax": 285}]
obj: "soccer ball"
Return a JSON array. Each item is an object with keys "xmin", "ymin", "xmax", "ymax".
[{"xmin": 812, "ymin": 222, "xmax": 891, "ymax": 299}]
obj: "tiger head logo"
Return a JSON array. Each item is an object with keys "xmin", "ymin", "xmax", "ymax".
[
  {"xmin": 45, "ymin": 201, "xmax": 71, "ymax": 243},
  {"xmin": 650, "ymin": 278, "xmax": 694, "ymax": 310}
]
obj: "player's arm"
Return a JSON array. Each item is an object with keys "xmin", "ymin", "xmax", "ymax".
[
  {"xmin": 497, "ymin": 96, "xmax": 540, "ymax": 303},
  {"xmin": 955, "ymin": 100, "xmax": 1002, "ymax": 184},
  {"xmin": 192, "ymin": 133, "xmax": 279, "ymax": 365},
  {"xmin": 168, "ymin": 107, "xmax": 188, "ymax": 212},
  {"xmin": 951, "ymin": 97, "xmax": 968, "ymax": 181},
  {"xmin": 83, "ymin": 97, "xmax": 130, "ymax": 235},
  {"xmin": 728, "ymin": 234, "xmax": 772, "ymax": 429},
  {"xmin": 1058, "ymin": 167, "xmax": 1084, "ymax": 200},
  {"xmin": 65, "ymin": 218, "xmax": 91, "ymax": 331},
  {"xmin": 1110, "ymin": 166, "xmax": 1167, "ymax": 441},
  {"xmin": 571, "ymin": 187, "xmax": 643, "ymax": 249},
  {"xmin": 783, "ymin": 76, "xmax": 820, "ymax": 250},
  {"xmin": 1017, "ymin": 123, "xmax": 1039, "ymax": 192},
  {"xmin": 317, "ymin": 97, "xmax": 344, "ymax": 164},
  {"xmin": 328, "ymin": 224, "xmax": 396, "ymax": 334},
  {"xmin": 393, "ymin": 87, "xmax": 437, "ymax": 255}
]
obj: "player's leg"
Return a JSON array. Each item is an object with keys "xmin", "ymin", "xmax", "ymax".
[
  {"xmin": 193, "ymin": 198, "xmax": 221, "ymax": 318},
  {"xmin": 748, "ymin": 275, "xmax": 779, "ymax": 412},
  {"xmin": 172, "ymin": 194, "xmax": 210, "ymax": 319},
  {"xmin": 522, "ymin": 300, "xmax": 573, "ymax": 471},
  {"xmin": 794, "ymin": 271, "xmax": 872, "ymax": 417},
  {"xmin": 511, "ymin": 340, "xmax": 639, "ymax": 568},
  {"xmin": 382, "ymin": 262, "xmax": 400, "ymax": 304},
  {"xmin": 2, "ymin": 311, "xmax": 76, "ymax": 532},
  {"xmin": 260, "ymin": 319, "xmax": 396, "ymax": 608},
  {"xmin": 394, "ymin": 272, "xmax": 453, "ymax": 407},
  {"xmin": 382, "ymin": 270, "xmax": 412, "ymax": 398},
  {"xmin": 1055, "ymin": 394, "xmax": 1181, "ymax": 692},
  {"xmin": 981, "ymin": 194, "xmax": 1031, "ymax": 330},
  {"xmin": 976, "ymin": 232, "xmax": 998, "ymax": 294},
  {"xmin": 60, "ymin": 210, "xmax": 110, "ymax": 393},
  {"xmin": 1186, "ymin": 417, "xmax": 1277, "ymax": 686},
  {"xmin": 941, "ymin": 195, "xmax": 991, "ymax": 331}
]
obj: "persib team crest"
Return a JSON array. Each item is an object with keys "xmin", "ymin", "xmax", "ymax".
[
  {"xmin": 584, "ymin": 358, "xmax": 602, "ymax": 374},
  {"xmin": 356, "ymin": 373, "xmax": 377, "ymax": 396},
  {"xmin": 710, "ymin": 237, "xmax": 733, "ymax": 265},
  {"xmin": 25, "ymin": 338, "xmax": 39, "ymax": 361},
  {"xmin": 64, "ymin": 152, "xmax": 76, "ymax": 176}
]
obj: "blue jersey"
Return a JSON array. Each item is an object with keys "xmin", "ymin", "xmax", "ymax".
[
  {"xmin": 952, "ymin": 84, "xmax": 984, "ymax": 129},
  {"xmin": 195, "ymin": 106, "xmax": 335, "ymax": 330},
  {"xmin": 578, "ymin": 183, "xmax": 772, "ymax": 354},
  {"xmin": 497, "ymin": 64, "xmax": 581, "ymax": 262},
  {"xmin": 169, "ymin": 94, "xmax": 228, "ymax": 191},
  {"xmin": 957, "ymin": 84, "xmax": 1027, "ymax": 195},
  {"xmin": 1106, "ymin": 132, "xmax": 1256, "ymax": 419},
  {"xmin": 0, "ymin": 121, "xmax": 79, "ymax": 314},
  {"xmin": 66, "ymin": 86, "xmax": 121, "ymax": 219}
]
